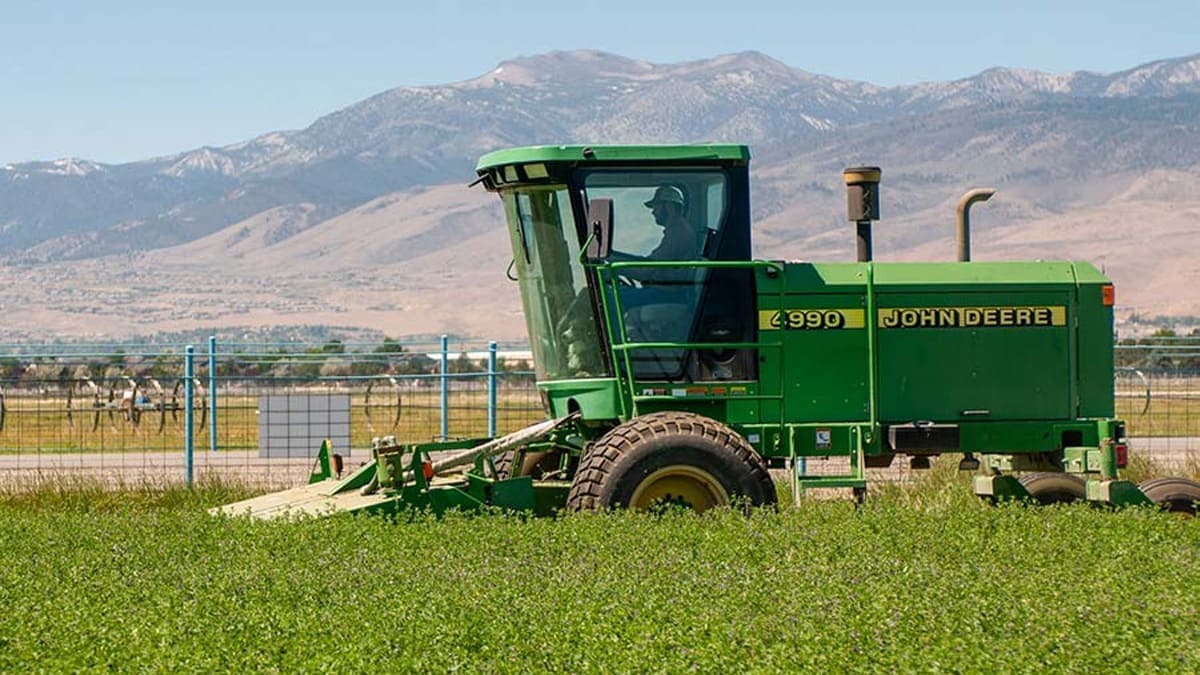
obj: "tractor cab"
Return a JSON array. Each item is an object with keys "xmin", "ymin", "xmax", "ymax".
[{"xmin": 475, "ymin": 145, "xmax": 760, "ymax": 418}]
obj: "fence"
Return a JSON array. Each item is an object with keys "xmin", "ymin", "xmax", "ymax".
[
  {"xmin": 0, "ymin": 337, "xmax": 542, "ymax": 488},
  {"xmin": 1115, "ymin": 336, "xmax": 1200, "ymax": 473},
  {"xmin": 0, "ymin": 339, "xmax": 1196, "ymax": 489}
]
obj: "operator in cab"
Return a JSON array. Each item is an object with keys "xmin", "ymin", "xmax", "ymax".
[
  {"xmin": 644, "ymin": 185, "xmax": 700, "ymax": 261},
  {"xmin": 633, "ymin": 185, "xmax": 705, "ymax": 288}
]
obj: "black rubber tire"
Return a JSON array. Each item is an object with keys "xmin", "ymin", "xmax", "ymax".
[
  {"xmin": 492, "ymin": 450, "xmax": 556, "ymax": 479},
  {"xmin": 566, "ymin": 411, "xmax": 776, "ymax": 512},
  {"xmin": 1018, "ymin": 472, "xmax": 1087, "ymax": 505},
  {"xmin": 1138, "ymin": 477, "xmax": 1200, "ymax": 515}
]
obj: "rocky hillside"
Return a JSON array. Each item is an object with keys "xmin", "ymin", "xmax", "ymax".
[{"xmin": 2, "ymin": 49, "xmax": 1199, "ymax": 339}]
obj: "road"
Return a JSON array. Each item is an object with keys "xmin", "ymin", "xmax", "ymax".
[
  {"xmin": 0, "ymin": 438, "xmax": 1194, "ymax": 490},
  {"xmin": 0, "ymin": 449, "xmax": 372, "ymax": 489},
  {"xmin": 1129, "ymin": 436, "xmax": 1199, "ymax": 468}
]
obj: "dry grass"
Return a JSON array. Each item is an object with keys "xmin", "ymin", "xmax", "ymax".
[
  {"xmin": 0, "ymin": 388, "xmax": 545, "ymax": 454},
  {"xmin": 1117, "ymin": 391, "xmax": 1200, "ymax": 438}
]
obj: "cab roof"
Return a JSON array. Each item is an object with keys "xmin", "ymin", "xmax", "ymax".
[{"xmin": 475, "ymin": 144, "xmax": 751, "ymax": 172}]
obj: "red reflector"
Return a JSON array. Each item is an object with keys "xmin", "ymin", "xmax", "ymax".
[
  {"xmin": 1114, "ymin": 443, "xmax": 1128, "ymax": 469},
  {"xmin": 422, "ymin": 461, "xmax": 435, "ymax": 480},
  {"xmin": 1102, "ymin": 285, "xmax": 1115, "ymax": 307}
]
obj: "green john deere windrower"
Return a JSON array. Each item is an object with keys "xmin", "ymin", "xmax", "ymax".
[{"xmin": 218, "ymin": 144, "xmax": 1200, "ymax": 519}]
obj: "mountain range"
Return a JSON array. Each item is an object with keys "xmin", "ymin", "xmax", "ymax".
[{"xmin": 2, "ymin": 49, "xmax": 1199, "ymax": 340}]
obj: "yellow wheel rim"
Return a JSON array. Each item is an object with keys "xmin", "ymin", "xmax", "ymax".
[{"xmin": 628, "ymin": 465, "xmax": 729, "ymax": 512}]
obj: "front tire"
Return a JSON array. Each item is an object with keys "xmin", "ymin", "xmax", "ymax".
[{"xmin": 566, "ymin": 412, "xmax": 776, "ymax": 512}]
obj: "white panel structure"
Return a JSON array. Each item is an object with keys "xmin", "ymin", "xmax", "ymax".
[{"xmin": 258, "ymin": 394, "xmax": 351, "ymax": 458}]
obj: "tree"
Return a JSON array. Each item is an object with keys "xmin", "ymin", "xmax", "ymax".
[
  {"xmin": 149, "ymin": 354, "xmax": 182, "ymax": 379},
  {"xmin": 449, "ymin": 352, "xmax": 479, "ymax": 374},
  {"xmin": 0, "ymin": 357, "xmax": 22, "ymax": 382},
  {"xmin": 351, "ymin": 359, "xmax": 388, "ymax": 377},
  {"xmin": 374, "ymin": 337, "xmax": 404, "ymax": 354},
  {"xmin": 396, "ymin": 353, "xmax": 436, "ymax": 375}
]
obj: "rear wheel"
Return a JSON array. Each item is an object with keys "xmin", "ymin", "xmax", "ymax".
[
  {"xmin": 1018, "ymin": 472, "xmax": 1086, "ymax": 505},
  {"xmin": 566, "ymin": 411, "xmax": 776, "ymax": 512},
  {"xmin": 1138, "ymin": 477, "xmax": 1200, "ymax": 515}
]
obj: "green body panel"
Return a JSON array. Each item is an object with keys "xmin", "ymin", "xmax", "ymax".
[
  {"xmin": 961, "ymin": 422, "xmax": 1097, "ymax": 452},
  {"xmin": 479, "ymin": 474, "xmax": 536, "ymax": 510},
  {"xmin": 874, "ymin": 289, "xmax": 1072, "ymax": 421},
  {"xmin": 757, "ymin": 288, "xmax": 870, "ymax": 425},
  {"xmin": 747, "ymin": 260, "xmax": 1113, "ymax": 455},
  {"xmin": 630, "ymin": 380, "xmax": 762, "ymax": 419},
  {"xmin": 540, "ymin": 378, "xmax": 623, "ymax": 420},
  {"xmin": 783, "ymin": 423, "xmax": 872, "ymax": 457},
  {"xmin": 871, "ymin": 262, "xmax": 1081, "ymax": 424},
  {"xmin": 1074, "ymin": 266, "xmax": 1116, "ymax": 417}
]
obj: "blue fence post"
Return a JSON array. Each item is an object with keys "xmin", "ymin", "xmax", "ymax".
[
  {"xmin": 488, "ymin": 341, "xmax": 498, "ymax": 438},
  {"xmin": 184, "ymin": 345, "xmax": 195, "ymax": 488},
  {"xmin": 208, "ymin": 335, "xmax": 217, "ymax": 453},
  {"xmin": 440, "ymin": 334, "xmax": 449, "ymax": 441}
]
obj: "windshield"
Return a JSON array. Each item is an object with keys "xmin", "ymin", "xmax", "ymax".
[
  {"xmin": 504, "ymin": 187, "xmax": 608, "ymax": 381},
  {"xmin": 581, "ymin": 170, "xmax": 727, "ymax": 260}
]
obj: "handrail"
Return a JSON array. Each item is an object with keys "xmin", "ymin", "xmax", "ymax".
[{"xmin": 590, "ymin": 258, "xmax": 788, "ymax": 417}]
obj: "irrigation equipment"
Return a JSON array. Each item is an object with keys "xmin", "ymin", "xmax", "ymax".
[
  {"xmin": 65, "ymin": 376, "xmax": 207, "ymax": 433},
  {"xmin": 363, "ymin": 376, "xmax": 402, "ymax": 433}
]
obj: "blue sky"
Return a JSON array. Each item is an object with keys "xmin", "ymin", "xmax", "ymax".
[{"xmin": 3, "ymin": 0, "xmax": 1198, "ymax": 165}]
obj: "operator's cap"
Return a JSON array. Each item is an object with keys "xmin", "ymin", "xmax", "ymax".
[{"xmin": 644, "ymin": 185, "xmax": 685, "ymax": 208}]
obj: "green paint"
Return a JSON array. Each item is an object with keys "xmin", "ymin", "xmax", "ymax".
[
  {"xmin": 308, "ymin": 439, "xmax": 334, "ymax": 483},
  {"xmin": 476, "ymin": 144, "xmax": 751, "ymax": 171},
  {"xmin": 1086, "ymin": 479, "xmax": 1155, "ymax": 507},
  {"xmin": 973, "ymin": 475, "xmax": 1033, "ymax": 502}
]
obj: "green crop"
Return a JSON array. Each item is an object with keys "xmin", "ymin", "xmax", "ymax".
[{"xmin": 1, "ymin": 483, "xmax": 1197, "ymax": 672}]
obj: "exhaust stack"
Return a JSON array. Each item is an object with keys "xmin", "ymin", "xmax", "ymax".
[
  {"xmin": 955, "ymin": 188, "xmax": 997, "ymax": 262},
  {"xmin": 843, "ymin": 167, "xmax": 881, "ymax": 263}
]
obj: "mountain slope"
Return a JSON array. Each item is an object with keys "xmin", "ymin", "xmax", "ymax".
[
  {"xmin": 2, "ymin": 49, "xmax": 1200, "ymax": 338},
  {"xmin": 5, "ymin": 49, "xmax": 1199, "ymax": 261}
]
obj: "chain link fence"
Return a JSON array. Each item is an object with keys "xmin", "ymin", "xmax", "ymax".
[
  {"xmin": 0, "ymin": 339, "xmax": 541, "ymax": 489},
  {"xmin": 1115, "ymin": 336, "xmax": 1200, "ymax": 473},
  {"xmin": 1, "ymin": 339, "xmax": 1196, "ymax": 489}
]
